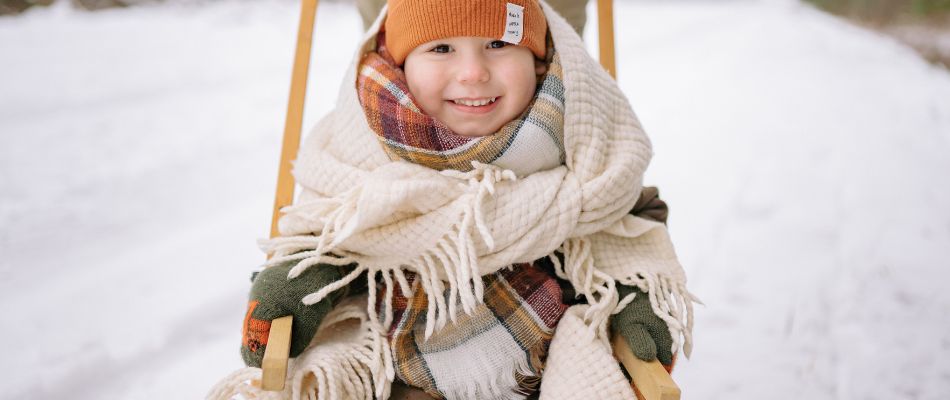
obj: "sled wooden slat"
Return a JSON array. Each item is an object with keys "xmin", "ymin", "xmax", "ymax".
[
  {"xmin": 270, "ymin": 0, "xmax": 320, "ymax": 239},
  {"xmin": 612, "ymin": 334, "xmax": 681, "ymax": 400},
  {"xmin": 260, "ymin": 0, "xmax": 318, "ymax": 393},
  {"xmin": 597, "ymin": 0, "xmax": 616, "ymax": 78},
  {"xmin": 261, "ymin": 316, "xmax": 294, "ymax": 391}
]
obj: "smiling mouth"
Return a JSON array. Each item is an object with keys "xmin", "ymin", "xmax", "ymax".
[{"xmin": 451, "ymin": 97, "xmax": 498, "ymax": 107}]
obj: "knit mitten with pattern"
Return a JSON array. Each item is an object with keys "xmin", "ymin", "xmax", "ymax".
[{"xmin": 240, "ymin": 262, "xmax": 346, "ymax": 368}]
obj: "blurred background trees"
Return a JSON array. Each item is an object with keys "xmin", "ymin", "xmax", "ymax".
[
  {"xmin": 806, "ymin": 0, "xmax": 950, "ymax": 66},
  {"xmin": 806, "ymin": 0, "xmax": 950, "ymax": 25},
  {"xmin": 1, "ymin": 0, "xmax": 156, "ymax": 14},
  {"xmin": 0, "ymin": 0, "xmax": 50, "ymax": 14}
]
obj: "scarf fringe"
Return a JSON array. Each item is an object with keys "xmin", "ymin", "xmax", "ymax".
[
  {"xmin": 551, "ymin": 237, "xmax": 697, "ymax": 358},
  {"xmin": 207, "ymin": 368, "xmax": 280, "ymax": 400},
  {"xmin": 259, "ymin": 162, "xmax": 519, "ymax": 341},
  {"xmin": 255, "ymin": 164, "xmax": 694, "ymax": 396},
  {"xmin": 436, "ymin": 337, "xmax": 543, "ymax": 400},
  {"xmin": 206, "ymin": 299, "xmax": 391, "ymax": 400},
  {"xmin": 551, "ymin": 238, "xmax": 618, "ymax": 349}
]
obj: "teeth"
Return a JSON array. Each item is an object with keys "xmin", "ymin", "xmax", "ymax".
[{"xmin": 453, "ymin": 97, "xmax": 497, "ymax": 107}]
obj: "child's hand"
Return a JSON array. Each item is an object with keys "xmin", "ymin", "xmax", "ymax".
[
  {"xmin": 240, "ymin": 261, "xmax": 345, "ymax": 368},
  {"xmin": 610, "ymin": 284, "xmax": 674, "ymax": 366}
]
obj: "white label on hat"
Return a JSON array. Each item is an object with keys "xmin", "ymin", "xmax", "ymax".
[{"xmin": 501, "ymin": 3, "xmax": 524, "ymax": 45}]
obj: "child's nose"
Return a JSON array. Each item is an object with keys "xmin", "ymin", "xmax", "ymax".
[{"xmin": 456, "ymin": 58, "xmax": 490, "ymax": 84}]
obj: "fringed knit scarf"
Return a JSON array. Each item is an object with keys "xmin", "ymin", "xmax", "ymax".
[{"xmin": 356, "ymin": 38, "xmax": 570, "ymax": 399}]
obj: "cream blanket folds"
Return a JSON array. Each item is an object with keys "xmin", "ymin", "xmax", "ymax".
[{"xmin": 209, "ymin": 2, "xmax": 696, "ymax": 399}]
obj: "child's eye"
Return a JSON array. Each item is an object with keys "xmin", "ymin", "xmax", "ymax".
[
  {"xmin": 488, "ymin": 40, "xmax": 509, "ymax": 49},
  {"xmin": 429, "ymin": 44, "xmax": 451, "ymax": 53}
]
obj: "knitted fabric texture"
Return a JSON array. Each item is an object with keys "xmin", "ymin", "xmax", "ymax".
[
  {"xmin": 385, "ymin": 265, "xmax": 567, "ymax": 399},
  {"xmin": 539, "ymin": 304, "xmax": 636, "ymax": 399},
  {"xmin": 611, "ymin": 285, "xmax": 675, "ymax": 366},
  {"xmin": 210, "ymin": 296, "xmax": 388, "ymax": 400},
  {"xmin": 241, "ymin": 262, "xmax": 347, "ymax": 368},
  {"xmin": 226, "ymin": 3, "xmax": 697, "ymax": 398},
  {"xmin": 357, "ymin": 33, "xmax": 564, "ymax": 177},
  {"xmin": 384, "ymin": 0, "xmax": 547, "ymax": 65}
]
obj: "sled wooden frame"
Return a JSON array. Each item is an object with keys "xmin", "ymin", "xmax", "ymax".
[{"xmin": 259, "ymin": 1, "xmax": 681, "ymax": 399}]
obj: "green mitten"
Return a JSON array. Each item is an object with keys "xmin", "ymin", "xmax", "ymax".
[
  {"xmin": 240, "ymin": 262, "xmax": 346, "ymax": 368},
  {"xmin": 610, "ymin": 284, "xmax": 674, "ymax": 366}
]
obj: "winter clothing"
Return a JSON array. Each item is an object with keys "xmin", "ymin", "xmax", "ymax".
[
  {"xmin": 228, "ymin": 186, "xmax": 672, "ymax": 398},
  {"xmin": 240, "ymin": 261, "xmax": 348, "ymax": 367},
  {"xmin": 611, "ymin": 187, "xmax": 675, "ymax": 369},
  {"xmin": 212, "ymin": 2, "xmax": 695, "ymax": 399},
  {"xmin": 265, "ymin": 1, "xmax": 691, "ymax": 396},
  {"xmin": 357, "ymin": 32, "xmax": 564, "ymax": 176},
  {"xmin": 214, "ymin": 296, "xmax": 386, "ymax": 400},
  {"xmin": 357, "ymin": 0, "xmax": 588, "ymax": 38},
  {"xmin": 630, "ymin": 186, "xmax": 669, "ymax": 224},
  {"xmin": 385, "ymin": 265, "xmax": 568, "ymax": 399},
  {"xmin": 612, "ymin": 285, "xmax": 675, "ymax": 366},
  {"xmin": 384, "ymin": 0, "xmax": 547, "ymax": 65}
]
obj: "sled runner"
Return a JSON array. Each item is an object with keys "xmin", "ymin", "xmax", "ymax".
[{"xmin": 259, "ymin": 1, "xmax": 681, "ymax": 399}]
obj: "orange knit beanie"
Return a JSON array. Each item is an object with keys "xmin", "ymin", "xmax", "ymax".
[{"xmin": 384, "ymin": 0, "xmax": 547, "ymax": 65}]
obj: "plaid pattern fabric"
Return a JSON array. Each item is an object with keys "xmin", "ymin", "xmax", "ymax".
[
  {"xmin": 381, "ymin": 263, "xmax": 568, "ymax": 399},
  {"xmin": 357, "ymin": 33, "xmax": 565, "ymax": 175}
]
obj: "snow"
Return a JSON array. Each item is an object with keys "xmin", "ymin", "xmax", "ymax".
[{"xmin": 1, "ymin": 0, "xmax": 948, "ymax": 399}]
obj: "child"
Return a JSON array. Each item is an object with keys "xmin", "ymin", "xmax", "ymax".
[{"xmin": 236, "ymin": 1, "xmax": 695, "ymax": 399}]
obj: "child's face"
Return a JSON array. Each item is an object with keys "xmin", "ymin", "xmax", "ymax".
[{"xmin": 404, "ymin": 36, "xmax": 538, "ymax": 138}]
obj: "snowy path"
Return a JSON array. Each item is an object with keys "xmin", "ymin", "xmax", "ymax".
[
  {"xmin": 613, "ymin": 2, "xmax": 950, "ymax": 399},
  {"xmin": 1, "ymin": 1, "xmax": 949, "ymax": 399}
]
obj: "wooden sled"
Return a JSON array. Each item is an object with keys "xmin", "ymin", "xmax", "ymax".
[{"xmin": 259, "ymin": 1, "xmax": 681, "ymax": 399}]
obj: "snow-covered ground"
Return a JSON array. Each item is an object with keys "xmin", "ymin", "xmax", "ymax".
[{"xmin": 2, "ymin": 0, "xmax": 949, "ymax": 399}]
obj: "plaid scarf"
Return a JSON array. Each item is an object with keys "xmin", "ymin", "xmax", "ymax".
[
  {"xmin": 381, "ymin": 264, "xmax": 568, "ymax": 399},
  {"xmin": 357, "ymin": 33, "xmax": 565, "ymax": 177}
]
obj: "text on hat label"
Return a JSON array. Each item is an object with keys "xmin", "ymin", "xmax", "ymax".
[{"xmin": 501, "ymin": 3, "xmax": 525, "ymax": 45}]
